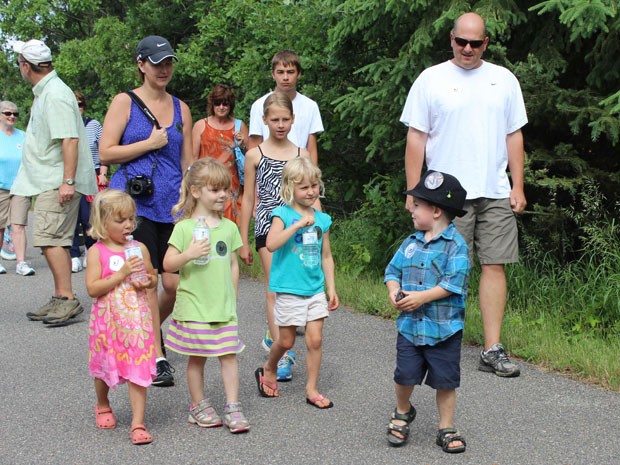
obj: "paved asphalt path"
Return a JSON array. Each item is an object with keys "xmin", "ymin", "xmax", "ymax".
[{"xmin": 1, "ymin": 238, "xmax": 620, "ymax": 465}]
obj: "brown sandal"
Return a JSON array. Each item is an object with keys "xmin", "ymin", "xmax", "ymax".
[{"xmin": 436, "ymin": 428, "xmax": 466, "ymax": 453}]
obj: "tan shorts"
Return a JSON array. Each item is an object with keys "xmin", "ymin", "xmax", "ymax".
[
  {"xmin": 0, "ymin": 190, "xmax": 31, "ymax": 228},
  {"xmin": 453, "ymin": 197, "xmax": 518, "ymax": 265},
  {"xmin": 274, "ymin": 292, "xmax": 329, "ymax": 327},
  {"xmin": 33, "ymin": 190, "xmax": 81, "ymax": 247}
]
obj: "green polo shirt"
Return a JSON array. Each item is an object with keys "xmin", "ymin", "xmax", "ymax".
[{"xmin": 11, "ymin": 70, "xmax": 97, "ymax": 196}]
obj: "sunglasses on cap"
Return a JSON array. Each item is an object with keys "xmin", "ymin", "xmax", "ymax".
[
  {"xmin": 1, "ymin": 111, "xmax": 19, "ymax": 117},
  {"xmin": 453, "ymin": 37, "xmax": 485, "ymax": 49}
]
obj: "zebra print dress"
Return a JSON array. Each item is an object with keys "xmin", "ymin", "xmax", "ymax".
[{"xmin": 254, "ymin": 146, "xmax": 301, "ymax": 238}]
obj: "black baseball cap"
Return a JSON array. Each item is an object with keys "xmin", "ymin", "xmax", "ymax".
[
  {"xmin": 136, "ymin": 36, "xmax": 178, "ymax": 64},
  {"xmin": 405, "ymin": 170, "xmax": 467, "ymax": 217}
]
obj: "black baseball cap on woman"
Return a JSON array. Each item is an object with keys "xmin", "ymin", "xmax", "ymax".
[{"xmin": 136, "ymin": 36, "xmax": 178, "ymax": 64}]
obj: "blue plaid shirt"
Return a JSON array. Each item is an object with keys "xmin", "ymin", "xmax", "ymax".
[{"xmin": 384, "ymin": 223, "xmax": 470, "ymax": 346}]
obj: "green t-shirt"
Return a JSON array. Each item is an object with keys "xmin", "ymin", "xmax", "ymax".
[{"xmin": 169, "ymin": 218, "xmax": 242, "ymax": 323}]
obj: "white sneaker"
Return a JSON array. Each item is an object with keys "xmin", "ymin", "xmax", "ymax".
[
  {"xmin": 0, "ymin": 262, "xmax": 6, "ymax": 274},
  {"xmin": 16, "ymin": 261, "xmax": 35, "ymax": 276},
  {"xmin": 71, "ymin": 257, "xmax": 83, "ymax": 273}
]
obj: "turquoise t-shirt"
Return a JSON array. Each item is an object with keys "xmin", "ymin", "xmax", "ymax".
[
  {"xmin": 268, "ymin": 205, "xmax": 332, "ymax": 296},
  {"xmin": 0, "ymin": 129, "xmax": 26, "ymax": 190},
  {"xmin": 168, "ymin": 217, "xmax": 242, "ymax": 323}
]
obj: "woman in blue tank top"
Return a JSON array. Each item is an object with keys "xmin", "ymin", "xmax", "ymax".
[{"xmin": 99, "ymin": 35, "xmax": 194, "ymax": 388}]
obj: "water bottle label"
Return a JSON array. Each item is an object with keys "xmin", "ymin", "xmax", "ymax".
[
  {"xmin": 302, "ymin": 230, "xmax": 318, "ymax": 245},
  {"xmin": 193, "ymin": 228, "xmax": 210, "ymax": 241},
  {"xmin": 193, "ymin": 226, "xmax": 211, "ymax": 265},
  {"xmin": 124, "ymin": 246, "xmax": 143, "ymax": 259}
]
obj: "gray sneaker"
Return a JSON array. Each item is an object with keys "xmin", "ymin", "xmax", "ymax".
[
  {"xmin": 27, "ymin": 296, "xmax": 65, "ymax": 321},
  {"xmin": 479, "ymin": 343, "xmax": 520, "ymax": 377},
  {"xmin": 16, "ymin": 261, "xmax": 35, "ymax": 276},
  {"xmin": 42, "ymin": 298, "xmax": 83, "ymax": 325},
  {"xmin": 222, "ymin": 402, "xmax": 250, "ymax": 433}
]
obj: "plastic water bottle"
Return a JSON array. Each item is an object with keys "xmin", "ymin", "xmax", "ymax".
[
  {"xmin": 123, "ymin": 235, "xmax": 149, "ymax": 284},
  {"xmin": 193, "ymin": 216, "xmax": 210, "ymax": 265},
  {"xmin": 302, "ymin": 226, "xmax": 319, "ymax": 268}
]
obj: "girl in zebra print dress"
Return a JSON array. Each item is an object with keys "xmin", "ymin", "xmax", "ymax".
[{"xmin": 240, "ymin": 93, "xmax": 311, "ymax": 380}]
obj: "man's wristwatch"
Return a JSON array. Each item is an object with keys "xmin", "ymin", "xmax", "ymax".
[{"xmin": 64, "ymin": 178, "xmax": 75, "ymax": 185}]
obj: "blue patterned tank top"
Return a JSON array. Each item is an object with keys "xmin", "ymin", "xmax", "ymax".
[
  {"xmin": 109, "ymin": 95, "xmax": 184, "ymax": 223},
  {"xmin": 254, "ymin": 146, "xmax": 300, "ymax": 238}
]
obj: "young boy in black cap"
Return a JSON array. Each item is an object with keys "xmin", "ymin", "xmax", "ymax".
[{"xmin": 384, "ymin": 170, "xmax": 470, "ymax": 453}]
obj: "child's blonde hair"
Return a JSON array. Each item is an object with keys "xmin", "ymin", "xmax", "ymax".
[
  {"xmin": 263, "ymin": 92, "xmax": 293, "ymax": 117},
  {"xmin": 280, "ymin": 157, "xmax": 325, "ymax": 205},
  {"xmin": 171, "ymin": 158, "xmax": 232, "ymax": 220},
  {"xmin": 88, "ymin": 189, "xmax": 137, "ymax": 240}
]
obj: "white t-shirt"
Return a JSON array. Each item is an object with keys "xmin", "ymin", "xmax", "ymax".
[
  {"xmin": 249, "ymin": 91, "xmax": 324, "ymax": 148},
  {"xmin": 400, "ymin": 60, "xmax": 527, "ymax": 199}
]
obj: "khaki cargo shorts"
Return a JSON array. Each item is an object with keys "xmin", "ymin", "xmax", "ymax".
[
  {"xmin": 0, "ymin": 190, "xmax": 31, "ymax": 227},
  {"xmin": 453, "ymin": 197, "xmax": 518, "ymax": 265},
  {"xmin": 33, "ymin": 190, "xmax": 81, "ymax": 248}
]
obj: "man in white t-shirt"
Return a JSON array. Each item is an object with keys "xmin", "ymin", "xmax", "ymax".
[
  {"xmin": 248, "ymin": 50, "xmax": 324, "ymax": 165},
  {"xmin": 401, "ymin": 12, "xmax": 527, "ymax": 378}
]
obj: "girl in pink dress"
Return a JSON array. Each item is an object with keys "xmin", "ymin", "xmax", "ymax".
[{"xmin": 85, "ymin": 189, "xmax": 158, "ymax": 445}]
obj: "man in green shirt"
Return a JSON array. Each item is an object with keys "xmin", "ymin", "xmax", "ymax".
[{"xmin": 12, "ymin": 39, "xmax": 97, "ymax": 325}]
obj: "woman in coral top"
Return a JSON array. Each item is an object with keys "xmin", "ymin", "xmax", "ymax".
[{"xmin": 192, "ymin": 84, "xmax": 248, "ymax": 226}]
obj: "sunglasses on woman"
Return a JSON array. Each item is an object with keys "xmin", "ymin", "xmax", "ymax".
[{"xmin": 1, "ymin": 111, "xmax": 19, "ymax": 117}]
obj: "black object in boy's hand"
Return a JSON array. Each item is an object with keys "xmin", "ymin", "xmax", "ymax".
[{"xmin": 395, "ymin": 290, "xmax": 406, "ymax": 302}]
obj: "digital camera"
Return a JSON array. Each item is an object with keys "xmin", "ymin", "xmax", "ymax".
[{"xmin": 126, "ymin": 175, "xmax": 153, "ymax": 197}]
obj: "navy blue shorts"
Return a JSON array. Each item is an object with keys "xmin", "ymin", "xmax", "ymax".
[
  {"xmin": 394, "ymin": 331, "xmax": 462, "ymax": 390},
  {"xmin": 133, "ymin": 217, "xmax": 174, "ymax": 273}
]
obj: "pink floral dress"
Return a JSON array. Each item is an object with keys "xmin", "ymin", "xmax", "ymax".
[{"xmin": 88, "ymin": 242, "xmax": 156, "ymax": 388}]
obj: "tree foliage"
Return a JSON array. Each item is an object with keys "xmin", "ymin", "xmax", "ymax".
[{"xmin": 1, "ymin": 0, "xmax": 619, "ymax": 265}]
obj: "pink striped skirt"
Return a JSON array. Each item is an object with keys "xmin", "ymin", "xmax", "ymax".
[{"xmin": 165, "ymin": 320, "xmax": 245, "ymax": 357}]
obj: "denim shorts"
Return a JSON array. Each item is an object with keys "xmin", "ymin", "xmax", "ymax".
[{"xmin": 394, "ymin": 330, "xmax": 462, "ymax": 390}]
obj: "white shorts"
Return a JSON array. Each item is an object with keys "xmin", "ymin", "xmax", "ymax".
[{"xmin": 274, "ymin": 292, "xmax": 329, "ymax": 327}]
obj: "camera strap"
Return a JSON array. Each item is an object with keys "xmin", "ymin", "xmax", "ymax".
[
  {"xmin": 123, "ymin": 90, "xmax": 160, "ymax": 184},
  {"xmin": 126, "ymin": 90, "xmax": 161, "ymax": 129},
  {"xmin": 123, "ymin": 160, "xmax": 156, "ymax": 179}
]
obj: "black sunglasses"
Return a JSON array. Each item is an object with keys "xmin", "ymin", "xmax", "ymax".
[
  {"xmin": 454, "ymin": 37, "xmax": 485, "ymax": 49},
  {"xmin": 1, "ymin": 111, "xmax": 19, "ymax": 117},
  {"xmin": 78, "ymin": 102, "xmax": 85, "ymax": 107}
]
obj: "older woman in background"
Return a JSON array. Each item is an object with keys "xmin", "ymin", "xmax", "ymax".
[
  {"xmin": 192, "ymin": 84, "xmax": 248, "ymax": 225},
  {"xmin": 0, "ymin": 101, "xmax": 35, "ymax": 276}
]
